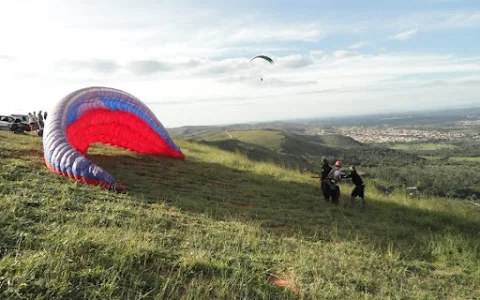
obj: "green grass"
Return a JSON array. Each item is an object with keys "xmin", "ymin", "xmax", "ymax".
[
  {"xmin": 229, "ymin": 130, "xmax": 285, "ymax": 151},
  {"xmin": 1, "ymin": 131, "xmax": 479, "ymax": 299},
  {"xmin": 182, "ymin": 129, "xmax": 377, "ymax": 170},
  {"xmin": 449, "ymin": 156, "xmax": 480, "ymax": 163},
  {"xmin": 184, "ymin": 129, "xmax": 286, "ymax": 151},
  {"xmin": 181, "ymin": 130, "xmax": 232, "ymax": 142},
  {"xmin": 184, "ymin": 129, "xmax": 363, "ymax": 152},
  {"xmin": 420, "ymin": 156, "xmax": 480, "ymax": 163},
  {"xmin": 420, "ymin": 156, "xmax": 442, "ymax": 161},
  {"xmin": 391, "ymin": 143, "xmax": 459, "ymax": 151}
]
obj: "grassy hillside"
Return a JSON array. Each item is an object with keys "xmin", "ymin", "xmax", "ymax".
[
  {"xmin": 183, "ymin": 129, "xmax": 480, "ymax": 199},
  {"xmin": 0, "ymin": 131, "xmax": 479, "ymax": 299},
  {"xmin": 167, "ymin": 122, "xmax": 309, "ymax": 139},
  {"xmin": 182, "ymin": 129, "xmax": 424, "ymax": 172},
  {"xmin": 382, "ymin": 139, "xmax": 480, "ymax": 198},
  {"xmin": 449, "ymin": 156, "xmax": 480, "ymax": 163},
  {"xmin": 184, "ymin": 129, "xmax": 285, "ymax": 151},
  {"xmin": 391, "ymin": 143, "xmax": 459, "ymax": 151}
]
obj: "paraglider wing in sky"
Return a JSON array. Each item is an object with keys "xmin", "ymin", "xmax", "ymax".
[
  {"xmin": 250, "ymin": 55, "xmax": 274, "ymax": 82},
  {"xmin": 250, "ymin": 55, "xmax": 274, "ymax": 65},
  {"xmin": 43, "ymin": 86, "xmax": 184, "ymax": 191}
]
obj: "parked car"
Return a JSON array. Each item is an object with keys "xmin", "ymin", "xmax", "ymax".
[
  {"xmin": 10, "ymin": 120, "xmax": 32, "ymax": 134},
  {"xmin": 0, "ymin": 114, "xmax": 33, "ymax": 133},
  {"xmin": 0, "ymin": 115, "xmax": 15, "ymax": 130},
  {"xmin": 10, "ymin": 114, "xmax": 33, "ymax": 132},
  {"xmin": 10, "ymin": 114, "xmax": 29, "ymax": 123}
]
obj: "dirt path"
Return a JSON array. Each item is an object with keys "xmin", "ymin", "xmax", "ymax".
[
  {"xmin": 266, "ymin": 273, "xmax": 299, "ymax": 293},
  {"xmin": 225, "ymin": 131, "xmax": 233, "ymax": 139}
]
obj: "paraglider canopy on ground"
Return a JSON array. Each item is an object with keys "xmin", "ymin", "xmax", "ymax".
[{"xmin": 43, "ymin": 86, "xmax": 184, "ymax": 192}]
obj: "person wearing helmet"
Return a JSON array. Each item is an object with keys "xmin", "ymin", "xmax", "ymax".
[
  {"xmin": 342, "ymin": 166, "xmax": 366, "ymax": 209},
  {"xmin": 320, "ymin": 158, "xmax": 332, "ymax": 202},
  {"xmin": 327, "ymin": 160, "xmax": 343, "ymax": 205}
]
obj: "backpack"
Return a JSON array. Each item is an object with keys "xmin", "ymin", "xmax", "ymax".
[{"xmin": 327, "ymin": 168, "xmax": 340, "ymax": 188}]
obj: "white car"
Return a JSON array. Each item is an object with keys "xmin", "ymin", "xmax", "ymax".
[
  {"xmin": 10, "ymin": 114, "xmax": 29, "ymax": 123},
  {"xmin": 0, "ymin": 115, "xmax": 15, "ymax": 130}
]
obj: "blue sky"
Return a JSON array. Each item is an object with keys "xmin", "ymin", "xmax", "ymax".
[{"xmin": 0, "ymin": 0, "xmax": 479, "ymax": 127}]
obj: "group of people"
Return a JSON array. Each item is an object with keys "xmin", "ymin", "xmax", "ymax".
[
  {"xmin": 28, "ymin": 111, "xmax": 47, "ymax": 131},
  {"xmin": 317, "ymin": 158, "xmax": 366, "ymax": 209}
]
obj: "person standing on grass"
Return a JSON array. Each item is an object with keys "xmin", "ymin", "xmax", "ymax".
[
  {"xmin": 320, "ymin": 158, "xmax": 332, "ymax": 202},
  {"xmin": 342, "ymin": 165, "xmax": 366, "ymax": 209},
  {"xmin": 33, "ymin": 111, "xmax": 38, "ymax": 123},
  {"xmin": 37, "ymin": 110, "xmax": 44, "ymax": 129},
  {"xmin": 28, "ymin": 113, "xmax": 36, "ymax": 131},
  {"xmin": 328, "ymin": 160, "xmax": 343, "ymax": 205}
]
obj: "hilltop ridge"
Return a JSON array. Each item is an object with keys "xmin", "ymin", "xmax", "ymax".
[{"xmin": 177, "ymin": 128, "xmax": 423, "ymax": 171}]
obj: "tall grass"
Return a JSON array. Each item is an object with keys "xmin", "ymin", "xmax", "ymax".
[{"xmin": 0, "ymin": 131, "xmax": 479, "ymax": 299}]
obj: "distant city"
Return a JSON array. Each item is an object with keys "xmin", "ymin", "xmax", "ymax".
[{"xmin": 307, "ymin": 127, "xmax": 470, "ymax": 143}]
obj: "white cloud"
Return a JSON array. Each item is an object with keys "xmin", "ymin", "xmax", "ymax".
[
  {"xmin": 228, "ymin": 23, "xmax": 326, "ymax": 44},
  {"xmin": 54, "ymin": 59, "xmax": 121, "ymax": 74},
  {"xmin": 389, "ymin": 29, "xmax": 419, "ymax": 41},
  {"xmin": 332, "ymin": 50, "xmax": 362, "ymax": 59},
  {"xmin": 0, "ymin": 1, "xmax": 479, "ymax": 127},
  {"xmin": 127, "ymin": 60, "xmax": 172, "ymax": 75},
  {"xmin": 276, "ymin": 55, "xmax": 315, "ymax": 69},
  {"xmin": 349, "ymin": 42, "xmax": 371, "ymax": 49},
  {"xmin": 390, "ymin": 12, "xmax": 480, "ymax": 32},
  {"xmin": 3, "ymin": 49, "xmax": 480, "ymax": 127},
  {"xmin": 310, "ymin": 50, "xmax": 326, "ymax": 60},
  {"xmin": 193, "ymin": 58, "xmax": 250, "ymax": 76}
]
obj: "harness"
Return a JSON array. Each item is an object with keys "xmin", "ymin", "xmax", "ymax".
[{"xmin": 327, "ymin": 168, "xmax": 340, "ymax": 189}]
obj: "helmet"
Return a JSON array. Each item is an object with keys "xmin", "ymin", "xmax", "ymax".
[{"xmin": 335, "ymin": 160, "xmax": 342, "ymax": 168}]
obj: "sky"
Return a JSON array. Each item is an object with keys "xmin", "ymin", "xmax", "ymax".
[{"xmin": 1, "ymin": 0, "xmax": 479, "ymax": 127}]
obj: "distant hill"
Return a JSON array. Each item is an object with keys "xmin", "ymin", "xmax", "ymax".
[
  {"xmin": 178, "ymin": 129, "xmax": 423, "ymax": 171},
  {"xmin": 167, "ymin": 107, "xmax": 480, "ymax": 135},
  {"xmin": 286, "ymin": 106, "xmax": 480, "ymax": 127},
  {"xmin": 167, "ymin": 121, "xmax": 309, "ymax": 138}
]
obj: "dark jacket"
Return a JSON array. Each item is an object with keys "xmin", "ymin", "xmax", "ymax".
[
  {"xmin": 321, "ymin": 165, "xmax": 332, "ymax": 180},
  {"xmin": 343, "ymin": 170, "xmax": 364, "ymax": 186}
]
